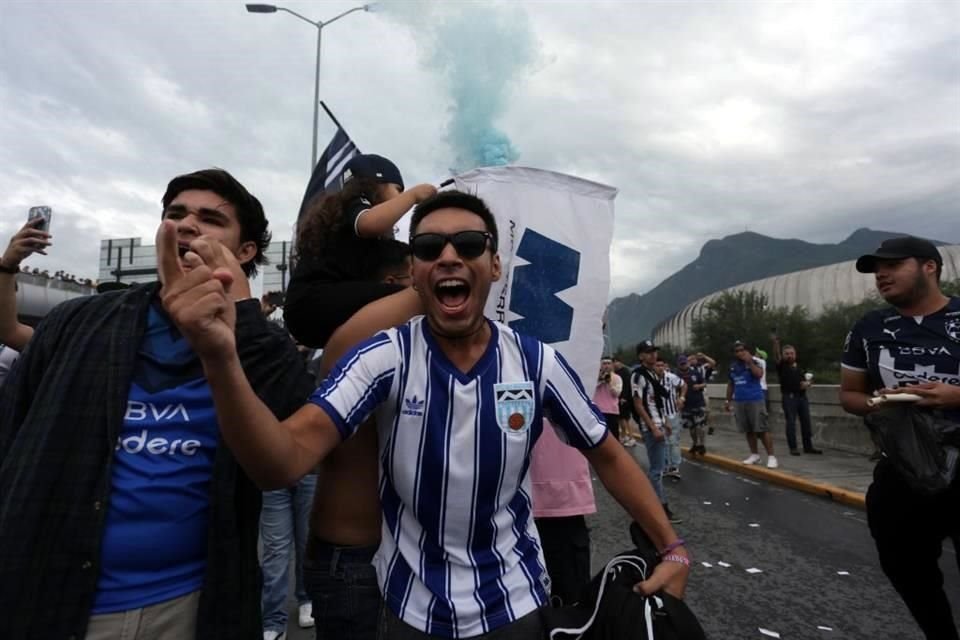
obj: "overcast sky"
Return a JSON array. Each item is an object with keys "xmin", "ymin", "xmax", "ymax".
[{"xmin": 1, "ymin": 0, "xmax": 958, "ymax": 298}]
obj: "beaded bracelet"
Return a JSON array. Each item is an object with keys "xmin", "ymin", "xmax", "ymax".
[
  {"xmin": 658, "ymin": 538, "xmax": 686, "ymax": 557},
  {"xmin": 662, "ymin": 553, "xmax": 690, "ymax": 567}
]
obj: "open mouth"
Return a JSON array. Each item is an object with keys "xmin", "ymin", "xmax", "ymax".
[
  {"xmin": 434, "ymin": 278, "xmax": 471, "ymax": 313},
  {"xmin": 177, "ymin": 244, "xmax": 190, "ymax": 259}
]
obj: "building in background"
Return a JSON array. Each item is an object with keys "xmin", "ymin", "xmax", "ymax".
[
  {"xmin": 98, "ymin": 237, "xmax": 295, "ymax": 294},
  {"xmin": 653, "ymin": 245, "xmax": 960, "ymax": 350}
]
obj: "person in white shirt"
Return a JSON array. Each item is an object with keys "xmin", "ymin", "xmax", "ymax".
[
  {"xmin": 158, "ymin": 190, "xmax": 690, "ymax": 639},
  {"xmin": 654, "ymin": 357, "xmax": 686, "ymax": 479}
]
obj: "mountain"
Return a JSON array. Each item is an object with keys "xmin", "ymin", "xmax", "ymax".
[{"xmin": 606, "ymin": 228, "xmax": 947, "ymax": 350}]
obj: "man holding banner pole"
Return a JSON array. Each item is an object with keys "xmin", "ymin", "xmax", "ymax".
[{"xmin": 158, "ymin": 188, "xmax": 689, "ymax": 638}]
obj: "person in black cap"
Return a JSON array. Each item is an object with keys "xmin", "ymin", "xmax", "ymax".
[
  {"xmin": 631, "ymin": 340, "xmax": 682, "ymax": 524},
  {"xmin": 840, "ymin": 235, "xmax": 960, "ymax": 640},
  {"xmin": 284, "ymin": 153, "xmax": 437, "ymax": 350}
]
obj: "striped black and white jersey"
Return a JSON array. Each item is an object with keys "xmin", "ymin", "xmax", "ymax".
[
  {"xmin": 632, "ymin": 369, "xmax": 684, "ymax": 424},
  {"xmin": 309, "ymin": 316, "xmax": 609, "ymax": 638},
  {"xmin": 661, "ymin": 371, "xmax": 684, "ymax": 416}
]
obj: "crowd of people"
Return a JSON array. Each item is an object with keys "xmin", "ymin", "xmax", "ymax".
[
  {"xmin": 0, "ymin": 157, "xmax": 956, "ymax": 640},
  {"xmin": 19, "ymin": 265, "xmax": 97, "ymax": 287}
]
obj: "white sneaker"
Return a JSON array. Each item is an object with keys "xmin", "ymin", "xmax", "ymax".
[
  {"xmin": 264, "ymin": 631, "xmax": 285, "ymax": 640},
  {"xmin": 766, "ymin": 455, "xmax": 779, "ymax": 469},
  {"xmin": 743, "ymin": 453, "xmax": 761, "ymax": 465},
  {"xmin": 622, "ymin": 437, "xmax": 636, "ymax": 448},
  {"xmin": 298, "ymin": 602, "xmax": 315, "ymax": 628}
]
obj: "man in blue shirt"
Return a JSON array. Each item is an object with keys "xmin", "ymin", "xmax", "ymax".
[
  {"xmin": 0, "ymin": 169, "xmax": 313, "ymax": 640},
  {"xmin": 725, "ymin": 341, "xmax": 778, "ymax": 469},
  {"xmin": 840, "ymin": 236, "xmax": 960, "ymax": 640}
]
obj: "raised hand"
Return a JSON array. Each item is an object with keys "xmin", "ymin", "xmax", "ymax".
[
  {"xmin": 2, "ymin": 218, "xmax": 52, "ymax": 270},
  {"xmin": 157, "ymin": 220, "xmax": 238, "ymax": 362},
  {"xmin": 411, "ymin": 183, "xmax": 438, "ymax": 203}
]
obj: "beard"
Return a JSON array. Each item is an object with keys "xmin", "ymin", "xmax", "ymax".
[{"xmin": 881, "ymin": 269, "xmax": 930, "ymax": 308}]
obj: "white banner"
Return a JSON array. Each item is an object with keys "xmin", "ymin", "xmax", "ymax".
[{"xmin": 453, "ymin": 166, "xmax": 617, "ymax": 390}]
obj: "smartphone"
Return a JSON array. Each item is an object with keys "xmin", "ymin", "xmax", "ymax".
[{"xmin": 28, "ymin": 206, "xmax": 53, "ymax": 233}]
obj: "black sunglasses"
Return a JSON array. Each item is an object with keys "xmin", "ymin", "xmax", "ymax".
[{"xmin": 410, "ymin": 230, "xmax": 496, "ymax": 261}]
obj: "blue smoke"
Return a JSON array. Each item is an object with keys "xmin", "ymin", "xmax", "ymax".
[{"xmin": 383, "ymin": 1, "xmax": 537, "ymax": 170}]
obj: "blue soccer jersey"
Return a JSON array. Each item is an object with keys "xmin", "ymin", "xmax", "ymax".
[
  {"xmin": 93, "ymin": 303, "xmax": 218, "ymax": 613},
  {"xmin": 309, "ymin": 317, "xmax": 608, "ymax": 638},
  {"xmin": 842, "ymin": 297, "xmax": 960, "ymax": 421}
]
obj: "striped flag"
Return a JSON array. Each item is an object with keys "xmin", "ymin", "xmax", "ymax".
[{"xmin": 297, "ymin": 126, "xmax": 360, "ymax": 222}]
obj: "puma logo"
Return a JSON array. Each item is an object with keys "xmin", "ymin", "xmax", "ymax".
[{"xmin": 882, "ymin": 328, "xmax": 901, "ymax": 341}]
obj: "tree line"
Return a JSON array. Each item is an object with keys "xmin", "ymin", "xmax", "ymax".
[{"xmin": 613, "ymin": 281, "xmax": 960, "ymax": 384}]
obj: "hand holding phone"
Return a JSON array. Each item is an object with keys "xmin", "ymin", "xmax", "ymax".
[
  {"xmin": 2, "ymin": 215, "xmax": 53, "ymax": 271},
  {"xmin": 28, "ymin": 206, "xmax": 53, "ymax": 233}
]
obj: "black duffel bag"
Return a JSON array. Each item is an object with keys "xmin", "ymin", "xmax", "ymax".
[
  {"xmin": 540, "ymin": 523, "xmax": 706, "ymax": 640},
  {"xmin": 865, "ymin": 404, "xmax": 960, "ymax": 494}
]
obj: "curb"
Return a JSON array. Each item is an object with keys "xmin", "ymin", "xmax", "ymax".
[{"xmin": 682, "ymin": 450, "xmax": 867, "ymax": 510}]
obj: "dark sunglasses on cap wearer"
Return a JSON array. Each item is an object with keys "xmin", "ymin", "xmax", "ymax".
[{"xmin": 409, "ymin": 230, "xmax": 497, "ymax": 262}]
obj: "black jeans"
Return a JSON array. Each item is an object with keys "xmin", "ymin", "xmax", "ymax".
[
  {"xmin": 536, "ymin": 515, "xmax": 592, "ymax": 607},
  {"xmin": 866, "ymin": 460, "xmax": 960, "ymax": 640},
  {"xmin": 303, "ymin": 536, "xmax": 382, "ymax": 640},
  {"xmin": 781, "ymin": 393, "xmax": 813, "ymax": 451}
]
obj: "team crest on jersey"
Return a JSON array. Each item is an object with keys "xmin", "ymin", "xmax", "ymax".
[
  {"xmin": 494, "ymin": 382, "xmax": 535, "ymax": 435},
  {"xmin": 945, "ymin": 318, "xmax": 960, "ymax": 343}
]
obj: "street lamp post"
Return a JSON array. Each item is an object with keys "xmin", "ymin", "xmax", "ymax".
[{"xmin": 246, "ymin": 3, "xmax": 375, "ymax": 172}]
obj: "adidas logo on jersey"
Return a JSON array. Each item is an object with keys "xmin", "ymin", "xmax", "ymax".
[{"xmin": 402, "ymin": 396, "xmax": 425, "ymax": 417}]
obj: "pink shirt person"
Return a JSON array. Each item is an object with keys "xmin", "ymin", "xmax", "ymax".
[{"xmin": 530, "ymin": 420, "xmax": 596, "ymax": 518}]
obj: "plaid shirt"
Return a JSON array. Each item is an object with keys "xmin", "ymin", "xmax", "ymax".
[{"xmin": 0, "ymin": 282, "xmax": 315, "ymax": 639}]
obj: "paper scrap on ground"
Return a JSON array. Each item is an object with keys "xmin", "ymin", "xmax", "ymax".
[
  {"xmin": 703, "ymin": 501, "xmax": 712, "ymax": 505},
  {"xmin": 746, "ymin": 567, "xmax": 763, "ymax": 574},
  {"xmin": 717, "ymin": 561, "xmax": 732, "ymax": 567},
  {"xmin": 837, "ymin": 571, "xmax": 850, "ymax": 576},
  {"xmin": 745, "ymin": 497, "xmax": 750, "ymax": 501},
  {"xmin": 725, "ymin": 502, "xmax": 731, "ymax": 506},
  {"xmin": 818, "ymin": 626, "xmax": 834, "ymax": 631},
  {"xmin": 701, "ymin": 562, "xmax": 713, "ymax": 568},
  {"xmin": 758, "ymin": 628, "xmax": 781, "ymax": 638},
  {"xmin": 749, "ymin": 523, "xmax": 760, "ymax": 527}
]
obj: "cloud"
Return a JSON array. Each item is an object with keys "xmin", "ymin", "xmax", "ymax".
[{"xmin": 1, "ymin": 0, "xmax": 957, "ymax": 300}]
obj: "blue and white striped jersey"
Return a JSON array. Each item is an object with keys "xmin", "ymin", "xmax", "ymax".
[{"xmin": 309, "ymin": 317, "xmax": 608, "ymax": 638}]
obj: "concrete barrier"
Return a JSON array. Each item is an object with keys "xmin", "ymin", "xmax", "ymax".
[{"xmin": 704, "ymin": 384, "xmax": 875, "ymax": 455}]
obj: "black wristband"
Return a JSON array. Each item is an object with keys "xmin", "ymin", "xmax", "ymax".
[{"xmin": 0, "ymin": 262, "xmax": 19, "ymax": 274}]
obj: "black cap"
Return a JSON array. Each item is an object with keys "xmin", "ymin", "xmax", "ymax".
[
  {"xmin": 636, "ymin": 339, "xmax": 658, "ymax": 354},
  {"xmin": 342, "ymin": 154, "xmax": 404, "ymax": 191},
  {"xmin": 855, "ymin": 236, "xmax": 942, "ymax": 274}
]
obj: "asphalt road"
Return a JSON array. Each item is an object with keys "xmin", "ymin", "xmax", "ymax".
[
  {"xmin": 281, "ymin": 449, "xmax": 959, "ymax": 640},
  {"xmin": 586, "ymin": 451, "xmax": 960, "ymax": 640}
]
